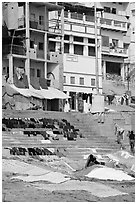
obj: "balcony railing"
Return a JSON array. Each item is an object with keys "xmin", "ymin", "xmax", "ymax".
[
  {"xmin": 109, "ymin": 47, "xmax": 128, "ymax": 55},
  {"xmin": 100, "ymin": 18, "xmax": 112, "ymax": 25},
  {"xmin": 71, "ymin": 12, "xmax": 83, "ymax": 20},
  {"xmin": 3, "ymin": 45, "xmax": 26, "ymax": 55},
  {"xmin": 100, "ymin": 18, "xmax": 127, "ymax": 30}
]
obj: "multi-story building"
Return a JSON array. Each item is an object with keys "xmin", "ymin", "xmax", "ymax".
[
  {"xmin": 57, "ymin": 2, "xmax": 131, "ymax": 111},
  {"xmin": 124, "ymin": 2, "xmax": 135, "ymax": 87},
  {"xmin": 2, "ymin": 2, "xmax": 134, "ymax": 112},
  {"xmin": 2, "ymin": 2, "xmax": 69, "ymax": 111}
]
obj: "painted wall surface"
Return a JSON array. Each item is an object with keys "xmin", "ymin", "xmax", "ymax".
[
  {"xmin": 14, "ymin": 58, "xmax": 25, "ymax": 68},
  {"xmin": 30, "ymin": 61, "xmax": 44, "ymax": 78},
  {"xmin": 64, "ymin": 54, "xmax": 96, "ymax": 74},
  {"xmin": 63, "ymin": 74, "xmax": 102, "ymax": 93},
  {"xmin": 100, "ymin": 2, "xmax": 128, "ymax": 13},
  {"xmin": 47, "ymin": 63, "xmax": 60, "ymax": 88},
  {"xmin": 101, "ymin": 30, "xmax": 124, "ymax": 47},
  {"xmin": 30, "ymin": 4, "xmax": 45, "ymax": 22}
]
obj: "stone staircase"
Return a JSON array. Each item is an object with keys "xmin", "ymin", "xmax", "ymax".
[{"xmin": 3, "ymin": 110, "xmax": 121, "ymax": 157}]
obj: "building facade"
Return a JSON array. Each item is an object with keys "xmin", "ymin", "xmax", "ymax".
[
  {"xmin": 57, "ymin": 2, "xmax": 131, "ymax": 111},
  {"xmin": 2, "ymin": 2, "xmax": 134, "ymax": 112},
  {"xmin": 2, "ymin": 2, "xmax": 67, "ymax": 111}
]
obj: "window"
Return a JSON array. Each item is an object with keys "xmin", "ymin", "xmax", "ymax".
[
  {"xmin": 88, "ymin": 46, "xmax": 95, "ymax": 56},
  {"xmin": 74, "ymin": 36, "xmax": 83, "ymax": 42},
  {"xmin": 104, "ymin": 7, "xmax": 111, "ymax": 13},
  {"xmin": 64, "ymin": 43, "xmax": 69, "ymax": 53},
  {"xmin": 39, "ymin": 42, "xmax": 44, "ymax": 50},
  {"xmin": 88, "ymin": 38, "xmax": 95, "ymax": 44},
  {"xmin": 30, "ymin": 40, "xmax": 34, "ymax": 48},
  {"xmin": 64, "ymin": 35, "xmax": 69, "ymax": 40},
  {"xmin": 37, "ymin": 69, "xmax": 41, "ymax": 77},
  {"xmin": 112, "ymin": 8, "xmax": 116, "ymax": 14},
  {"xmin": 91, "ymin": 78, "xmax": 95, "ymax": 86},
  {"xmin": 39, "ymin": 15, "xmax": 44, "ymax": 25},
  {"xmin": 74, "ymin": 44, "xmax": 83, "ymax": 55},
  {"xmin": 63, "ymin": 76, "xmax": 66, "ymax": 83},
  {"xmin": 30, "ymin": 68, "xmax": 35, "ymax": 77},
  {"xmin": 49, "ymin": 41, "xmax": 56, "ymax": 52},
  {"xmin": 79, "ymin": 77, "xmax": 84, "ymax": 85},
  {"xmin": 70, "ymin": 76, "xmax": 75, "ymax": 84},
  {"xmin": 132, "ymin": 10, "xmax": 135, "ymax": 17}
]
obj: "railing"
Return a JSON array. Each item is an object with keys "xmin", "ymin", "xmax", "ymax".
[
  {"xmin": 109, "ymin": 47, "xmax": 127, "ymax": 55},
  {"xmin": 71, "ymin": 12, "xmax": 83, "ymax": 20},
  {"xmin": 3, "ymin": 45, "xmax": 26, "ymax": 55},
  {"xmin": 114, "ymin": 20, "xmax": 126, "ymax": 28},
  {"xmin": 100, "ymin": 18, "xmax": 112, "ymax": 25},
  {"xmin": 101, "ymin": 18, "xmax": 127, "ymax": 29},
  {"xmin": 85, "ymin": 15, "xmax": 95, "ymax": 22}
]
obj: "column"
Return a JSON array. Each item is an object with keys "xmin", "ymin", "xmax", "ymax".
[
  {"xmin": 8, "ymin": 55, "xmax": 13, "ymax": 84},
  {"xmin": 121, "ymin": 63, "xmax": 125, "ymax": 81},
  {"xmin": 69, "ymin": 35, "xmax": 74, "ymax": 54},
  {"xmin": 102, "ymin": 60, "xmax": 106, "ymax": 80},
  {"xmin": 25, "ymin": 2, "xmax": 30, "ymax": 84},
  {"xmin": 44, "ymin": 6, "xmax": 49, "ymax": 31},
  {"xmin": 44, "ymin": 32, "xmax": 47, "ymax": 78},
  {"xmin": 76, "ymin": 93, "xmax": 78, "ymax": 111},
  {"xmin": 83, "ymin": 37, "xmax": 88, "ymax": 56}
]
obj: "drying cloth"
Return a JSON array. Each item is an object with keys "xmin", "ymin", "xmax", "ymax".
[
  {"xmin": 32, "ymin": 180, "xmax": 127, "ymax": 198},
  {"xmin": 22, "ymin": 75, "xmax": 29, "ymax": 88},
  {"xmin": 3, "ymin": 159, "xmax": 50, "ymax": 176},
  {"xmin": 107, "ymin": 150, "xmax": 135, "ymax": 172},
  {"xmin": 86, "ymin": 166, "xmax": 134, "ymax": 181},
  {"xmin": 39, "ymin": 78, "xmax": 48, "ymax": 89},
  {"xmin": 11, "ymin": 171, "xmax": 70, "ymax": 184},
  {"xmin": 30, "ymin": 76, "xmax": 40, "ymax": 90},
  {"xmin": 13, "ymin": 73, "xmax": 26, "ymax": 89}
]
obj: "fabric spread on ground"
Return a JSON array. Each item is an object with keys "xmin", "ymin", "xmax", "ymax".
[
  {"xmin": 107, "ymin": 150, "xmax": 135, "ymax": 172},
  {"xmin": 2, "ymin": 159, "xmax": 50, "ymax": 175},
  {"xmin": 32, "ymin": 180, "xmax": 127, "ymax": 198},
  {"xmin": 85, "ymin": 166, "xmax": 134, "ymax": 181},
  {"xmin": 11, "ymin": 171, "xmax": 70, "ymax": 184}
]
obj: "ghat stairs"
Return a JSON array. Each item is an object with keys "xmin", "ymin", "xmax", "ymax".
[{"xmin": 2, "ymin": 110, "xmax": 132, "ymax": 164}]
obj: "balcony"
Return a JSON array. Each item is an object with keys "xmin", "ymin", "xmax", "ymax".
[
  {"xmin": 3, "ymin": 45, "xmax": 26, "ymax": 56},
  {"xmin": 102, "ymin": 46, "xmax": 128, "ymax": 57}
]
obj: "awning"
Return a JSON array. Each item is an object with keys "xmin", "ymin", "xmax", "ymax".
[
  {"xmin": 9, "ymin": 84, "xmax": 70, "ymax": 100},
  {"xmin": 48, "ymin": 87, "xmax": 71, "ymax": 99},
  {"xmin": 10, "ymin": 84, "xmax": 32, "ymax": 97}
]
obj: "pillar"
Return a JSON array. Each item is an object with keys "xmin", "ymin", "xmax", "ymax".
[
  {"xmin": 69, "ymin": 35, "xmax": 74, "ymax": 54},
  {"xmin": 25, "ymin": 2, "xmax": 30, "ymax": 84},
  {"xmin": 102, "ymin": 60, "xmax": 106, "ymax": 80},
  {"xmin": 8, "ymin": 55, "xmax": 13, "ymax": 84},
  {"xmin": 44, "ymin": 32, "xmax": 47, "ymax": 78},
  {"xmin": 121, "ymin": 63, "xmax": 125, "ymax": 81},
  {"xmin": 83, "ymin": 38, "xmax": 88, "ymax": 56}
]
